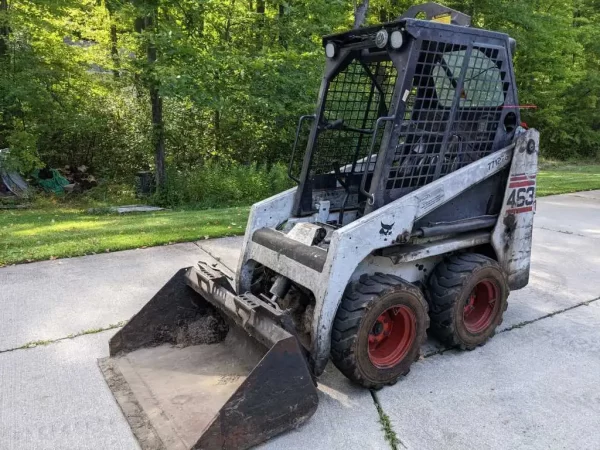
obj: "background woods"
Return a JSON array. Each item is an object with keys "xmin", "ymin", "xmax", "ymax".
[{"xmin": 1, "ymin": 0, "xmax": 600, "ymax": 199}]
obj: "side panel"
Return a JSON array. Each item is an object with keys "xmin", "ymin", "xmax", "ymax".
[
  {"xmin": 491, "ymin": 130, "xmax": 539, "ymax": 290},
  {"xmin": 236, "ymin": 188, "xmax": 297, "ymax": 293},
  {"xmin": 351, "ymin": 254, "xmax": 441, "ymax": 284},
  {"xmin": 309, "ymin": 143, "xmax": 515, "ymax": 374}
]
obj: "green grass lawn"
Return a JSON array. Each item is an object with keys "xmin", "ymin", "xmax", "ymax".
[
  {"xmin": 537, "ymin": 164, "xmax": 600, "ymax": 197},
  {"xmin": 1, "ymin": 164, "xmax": 599, "ymax": 267},
  {"xmin": 0, "ymin": 206, "xmax": 249, "ymax": 267}
]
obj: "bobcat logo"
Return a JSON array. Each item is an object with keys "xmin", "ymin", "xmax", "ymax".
[{"xmin": 379, "ymin": 222, "xmax": 394, "ymax": 236}]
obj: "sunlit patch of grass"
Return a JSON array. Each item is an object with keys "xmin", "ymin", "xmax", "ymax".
[
  {"xmin": 0, "ymin": 206, "xmax": 250, "ymax": 266},
  {"xmin": 12, "ymin": 219, "xmax": 111, "ymax": 236},
  {"xmin": 537, "ymin": 165, "xmax": 600, "ymax": 197}
]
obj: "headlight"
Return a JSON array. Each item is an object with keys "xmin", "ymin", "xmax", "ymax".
[
  {"xmin": 325, "ymin": 42, "xmax": 337, "ymax": 58},
  {"xmin": 390, "ymin": 30, "xmax": 404, "ymax": 49},
  {"xmin": 375, "ymin": 29, "xmax": 389, "ymax": 49}
]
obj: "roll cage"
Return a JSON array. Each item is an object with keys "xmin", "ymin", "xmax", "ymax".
[{"xmin": 289, "ymin": 14, "xmax": 520, "ymax": 221}]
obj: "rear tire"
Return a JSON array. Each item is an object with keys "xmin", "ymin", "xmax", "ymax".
[
  {"xmin": 427, "ymin": 253, "xmax": 509, "ymax": 350},
  {"xmin": 330, "ymin": 273, "xmax": 429, "ymax": 389}
]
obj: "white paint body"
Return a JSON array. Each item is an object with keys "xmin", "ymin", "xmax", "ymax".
[{"xmin": 235, "ymin": 130, "xmax": 539, "ymax": 375}]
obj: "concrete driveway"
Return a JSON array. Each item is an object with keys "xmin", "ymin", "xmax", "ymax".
[{"xmin": 1, "ymin": 191, "xmax": 599, "ymax": 450}]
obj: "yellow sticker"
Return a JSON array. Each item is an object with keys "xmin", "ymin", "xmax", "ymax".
[{"xmin": 432, "ymin": 13, "xmax": 452, "ymax": 24}]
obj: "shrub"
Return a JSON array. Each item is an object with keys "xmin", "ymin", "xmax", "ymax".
[{"xmin": 155, "ymin": 162, "xmax": 293, "ymax": 208}]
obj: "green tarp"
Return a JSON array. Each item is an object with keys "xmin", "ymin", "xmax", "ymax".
[{"xmin": 32, "ymin": 168, "xmax": 70, "ymax": 195}]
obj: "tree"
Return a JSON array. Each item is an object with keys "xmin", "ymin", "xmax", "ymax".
[
  {"xmin": 105, "ymin": 0, "xmax": 120, "ymax": 78},
  {"xmin": 0, "ymin": 0, "xmax": 8, "ymax": 58},
  {"xmin": 2, "ymin": 0, "xmax": 599, "ymax": 181},
  {"xmin": 134, "ymin": 1, "xmax": 166, "ymax": 190},
  {"xmin": 354, "ymin": 0, "xmax": 369, "ymax": 28}
]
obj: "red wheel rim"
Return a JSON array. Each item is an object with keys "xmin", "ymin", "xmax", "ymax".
[
  {"xmin": 368, "ymin": 305, "xmax": 416, "ymax": 369},
  {"xmin": 463, "ymin": 279, "xmax": 499, "ymax": 333}
]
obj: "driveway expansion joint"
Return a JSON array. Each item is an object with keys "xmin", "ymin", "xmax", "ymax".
[
  {"xmin": 371, "ymin": 390, "xmax": 406, "ymax": 449},
  {"xmin": 501, "ymin": 295, "xmax": 600, "ymax": 331},
  {"xmin": 0, "ymin": 321, "xmax": 127, "ymax": 355},
  {"xmin": 424, "ymin": 295, "xmax": 600, "ymax": 359},
  {"xmin": 535, "ymin": 226, "xmax": 588, "ymax": 238}
]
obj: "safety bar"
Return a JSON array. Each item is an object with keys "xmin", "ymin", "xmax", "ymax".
[
  {"xmin": 359, "ymin": 115, "xmax": 396, "ymax": 205},
  {"xmin": 319, "ymin": 118, "xmax": 374, "ymax": 135},
  {"xmin": 288, "ymin": 114, "xmax": 316, "ymax": 183}
]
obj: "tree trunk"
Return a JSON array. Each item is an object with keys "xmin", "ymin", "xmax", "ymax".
[
  {"xmin": 278, "ymin": 3, "xmax": 287, "ymax": 49},
  {"xmin": 151, "ymin": 84, "xmax": 165, "ymax": 189},
  {"xmin": 0, "ymin": 0, "xmax": 9, "ymax": 58},
  {"xmin": 105, "ymin": 1, "xmax": 119, "ymax": 77},
  {"xmin": 224, "ymin": 0, "xmax": 236, "ymax": 42},
  {"xmin": 198, "ymin": 4, "xmax": 205, "ymax": 37},
  {"xmin": 256, "ymin": 0, "xmax": 265, "ymax": 49},
  {"xmin": 0, "ymin": 0, "xmax": 9, "ymax": 148},
  {"xmin": 379, "ymin": 0, "xmax": 400, "ymax": 23},
  {"xmin": 136, "ymin": 5, "xmax": 166, "ymax": 191},
  {"xmin": 213, "ymin": 109, "xmax": 220, "ymax": 155},
  {"xmin": 354, "ymin": 0, "xmax": 369, "ymax": 29},
  {"xmin": 145, "ymin": 14, "xmax": 166, "ymax": 190},
  {"xmin": 110, "ymin": 24, "xmax": 119, "ymax": 77},
  {"xmin": 379, "ymin": 7, "xmax": 386, "ymax": 23}
]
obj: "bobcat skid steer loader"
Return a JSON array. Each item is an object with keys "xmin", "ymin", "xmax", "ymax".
[{"xmin": 99, "ymin": 3, "xmax": 539, "ymax": 449}]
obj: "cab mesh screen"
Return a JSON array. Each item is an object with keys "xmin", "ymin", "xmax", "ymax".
[
  {"xmin": 387, "ymin": 41, "xmax": 508, "ymax": 192},
  {"xmin": 311, "ymin": 59, "xmax": 397, "ymax": 176}
]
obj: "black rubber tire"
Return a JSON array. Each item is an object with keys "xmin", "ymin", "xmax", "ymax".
[
  {"xmin": 427, "ymin": 253, "xmax": 509, "ymax": 350},
  {"xmin": 330, "ymin": 273, "xmax": 429, "ymax": 389}
]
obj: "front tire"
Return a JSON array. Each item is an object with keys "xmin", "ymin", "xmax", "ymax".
[
  {"xmin": 330, "ymin": 273, "xmax": 429, "ymax": 389},
  {"xmin": 427, "ymin": 253, "xmax": 509, "ymax": 350}
]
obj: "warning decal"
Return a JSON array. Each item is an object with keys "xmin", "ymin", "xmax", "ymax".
[{"xmin": 432, "ymin": 13, "xmax": 452, "ymax": 24}]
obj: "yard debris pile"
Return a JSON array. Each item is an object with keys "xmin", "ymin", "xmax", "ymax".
[
  {"xmin": 0, "ymin": 149, "xmax": 30, "ymax": 199},
  {"xmin": 0, "ymin": 150, "xmax": 102, "ymax": 197},
  {"xmin": 62, "ymin": 165, "xmax": 99, "ymax": 191},
  {"xmin": 0, "ymin": 170, "xmax": 29, "ymax": 199},
  {"xmin": 32, "ymin": 165, "xmax": 99, "ymax": 195},
  {"xmin": 31, "ymin": 167, "xmax": 70, "ymax": 194}
]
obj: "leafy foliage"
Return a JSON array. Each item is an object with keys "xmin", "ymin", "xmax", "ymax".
[
  {"xmin": 1, "ymin": 0, "xmax": 599, "ymax": 189},
  {"xmin": 155, "ymin": 162, "xmax": 292, "ymax": 207}
]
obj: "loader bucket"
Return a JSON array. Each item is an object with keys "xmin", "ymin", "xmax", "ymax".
[{"xmin": 99, "ymin": 268, "xmax": 319, "ymax": 450}]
